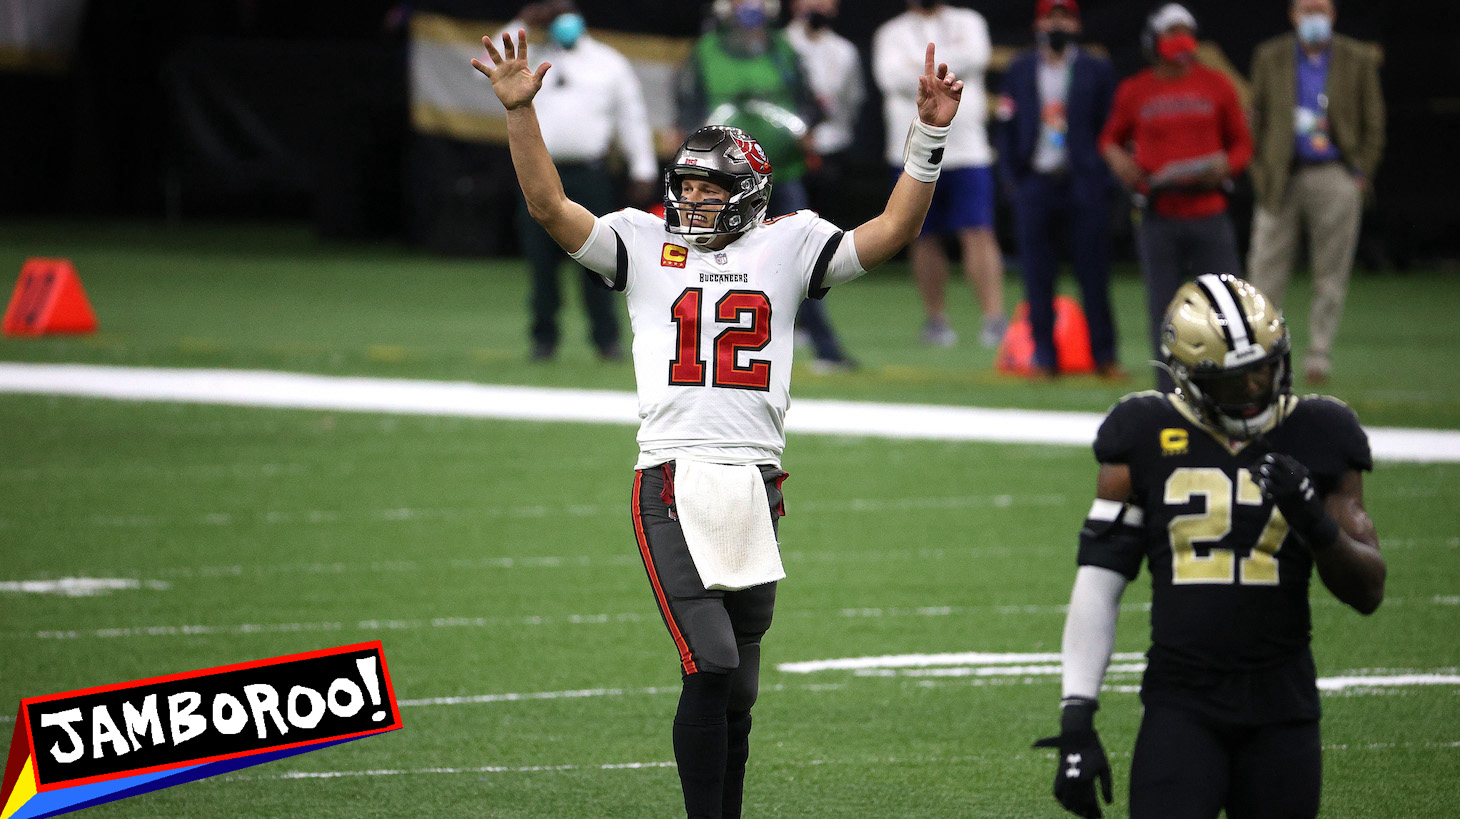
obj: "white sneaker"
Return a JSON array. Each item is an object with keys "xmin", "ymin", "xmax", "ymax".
[
  {"xmin": 921, "ymin": 319, "xmax": 958, "ymax": 348},
  {"xmin": 980, "ymin": 316, "xmax": 1008, "ymax": 349}
]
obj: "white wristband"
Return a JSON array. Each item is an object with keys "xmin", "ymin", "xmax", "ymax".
[{"xmin": 902, "ymin": 119, "xmax": 951, "ymax": 183}]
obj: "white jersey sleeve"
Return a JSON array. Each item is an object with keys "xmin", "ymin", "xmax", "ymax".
[
  {"xmin": 776, "ymin": 211, "xmax": 865, "ymax": 299},
  {"xmin": 569, "ymin": 208, "xmax": 661, "ymax": 290},
  {"xmin": 822, "ymin": 228, "xmax": 867, "ymax": 291}
]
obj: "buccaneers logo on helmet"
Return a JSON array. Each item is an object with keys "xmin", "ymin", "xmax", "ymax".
[{"xmin": 731, "ymin": 134, "xmax": 773, "ymax": 175}]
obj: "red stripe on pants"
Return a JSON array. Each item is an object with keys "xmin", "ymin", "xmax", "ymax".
[{"xmin": 632, "ymin": 469, "xmax": 697, "ymax": 674}]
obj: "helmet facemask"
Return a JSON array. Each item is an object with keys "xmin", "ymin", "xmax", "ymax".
[
  {"xmin": 664, "ymin": 169, "xmax": 764, "ymax": 246},
  {"xmin": 1175, "ymin": 346, "xmax": 1292, "ymax": 439}
]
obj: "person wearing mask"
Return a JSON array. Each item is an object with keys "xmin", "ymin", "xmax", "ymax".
[
  {"xmin": 1099, "ymin": 3, "xmax": 1253, "ymax": 390},
  {"xmin": 679, "ymin": 0, "xmax": 856, "ymax": 373},
  {"xmin": 503, "ymin": 1, "xmax": 659, "ymax": 362},
  {"xmin": 997, "ymin": 0, "xmax": 1120, "ymax": 379},
  {"xmin": 1246, "ymin": 0, "xmax": 1385, "ymax": 385},
  {"xmin": 785, "ymin": 0, "xmax": 865, "ymax": 231},
  {"xmin": 875, "ymin": 0, "xmax": 1008, "ymax": 349}
]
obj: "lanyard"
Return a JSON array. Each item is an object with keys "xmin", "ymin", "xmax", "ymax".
[{"xmin": 1296, "ymin": 42, "xmax": 1330, "ymax": 113}]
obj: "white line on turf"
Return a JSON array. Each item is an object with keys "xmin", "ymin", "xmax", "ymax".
[
  {"xmin": 3, "ymin": 363, "xmax": 1457, "ymax": 462},
  {"xmin": 222, "ymin": 760, "xmax": 680, "ymax": 781},
  {"xmin": 15, "ymin": 596, "xmax": 1449, "ymax": 641},
  {"xmin": 776, "ymin": 652, "xmax": 1460, "ymax": 693},
  {"xmin": 13, "ymin": 533, "xmax": 1445, "ymax": 594},
  {"xmin": 778, "ymin": 651, "xmax": 1147, "ymax": 673},
  {"xmin": 12, "ymin": 491, "xmax": 1066, "ymax": 531},
  {"xmin": 0, "ymin": 577, "xmax": 170, "ymax": 596},
  {"xmin": 220, "ymin": 740, "xmax": 1460, "ymax": 782},
  {"xmin": 397, "ymin": 682, "xmax": 841, "ymax": 709},
  {"xmin": 1317, "ymin": 674, "xmax": 1460, "ymax": 690}
]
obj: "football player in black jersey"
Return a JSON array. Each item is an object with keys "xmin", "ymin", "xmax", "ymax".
[{"xmin": 1035, "ymin": 273, "xmax": 1386, "ymax": 819}]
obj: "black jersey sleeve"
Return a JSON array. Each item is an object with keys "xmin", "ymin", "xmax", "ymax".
[
  {"xmin": 1081, "ymin": 395, "xmax": 1166, "ymax": 580},
  {"xmin": 1281, "ymin": 397, "xmax": 1373, "ymax": 495},
  {"xmin": 1093, "ymin": 392, "xmax": 1164, "ymax": 464},
  {"xmin": 1304, "ymin": 397, "xmax": 1373, "ymax": 472}
]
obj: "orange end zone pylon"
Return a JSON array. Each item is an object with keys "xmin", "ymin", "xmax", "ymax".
[
  {"xmin": 2, "ymin": 258, "xmax": 98, "ymax": 337},
  {"xmin": 995, "ymin": 295, "xmax": 1096, "ymax": 376}
]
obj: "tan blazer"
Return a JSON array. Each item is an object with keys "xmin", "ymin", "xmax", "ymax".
[{"xmin": 1248, "ymin": 33, "xmax": 1385, "ymax": 212}]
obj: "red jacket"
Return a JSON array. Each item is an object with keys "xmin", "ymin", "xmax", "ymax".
[{"xmin": 1099, "ymin": 64, "xmax": 1253, "ymax": 220}]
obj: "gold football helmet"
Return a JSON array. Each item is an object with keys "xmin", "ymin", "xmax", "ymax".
[{"xmin": 1161, "ymin": 273, "xmax": 1292, "ymax": 439}]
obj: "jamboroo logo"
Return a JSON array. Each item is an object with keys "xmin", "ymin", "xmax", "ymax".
[{"xmin": 1, "ymin": 643, "xmax": 400, "ymax": 818}]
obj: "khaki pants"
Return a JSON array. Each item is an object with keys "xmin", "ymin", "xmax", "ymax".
[{"xmin": 1247, "ymin": 164, "xmax": 1363, "ymax": 376}]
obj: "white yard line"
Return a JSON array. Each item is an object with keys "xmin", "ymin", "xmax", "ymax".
[
  {"xmin": 13, "ymin": 596, "xmax": 1449, "ymax": 641},
  {"xmin": 778, "ymin": 651, "xmax": 1147, "ymax": 673},
  {"xmin": 0, "ymin": 491, "xmax": 1068, "ymax": 532},
  {"xmin": 221, "ymin": 740, "xmax": 1460, "ymax": 783},
  {"xmin": 223, "ymin": 760, "xmax": 680, "ymax": 781},
  {"xmin": 0, "ymin": 577, "xmax": 170, "ymax": 596},
  {"xmin": 3, "ymin": 363, "xmax": 1458, "ymax": 461},
  {"xmin": 1317, "ymin": 674, "xmax": 1460, "ymax": 690}
]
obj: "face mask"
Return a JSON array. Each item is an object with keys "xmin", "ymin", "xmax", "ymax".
[
  {"xmin": 735, "ymin": 4, "xmax": 768, "ymax": 29},
  {"xmin": 806, "ymin": 11, "xmax": 831, "ymax": 30},
  {"xmin": 1297, "ymin": 13, "xmax": 1332, "ymax": 45},
  {"xmin": 549, "ymin": 13, "xmax": 585, "ymax": 48},
  {"xmin": 1039, "ymin": 29, "xmax": 1074, "ymax": 53},
  {"xmin": 1156, "ymin": 32, "xmax": 1197, "ymax": 63}
]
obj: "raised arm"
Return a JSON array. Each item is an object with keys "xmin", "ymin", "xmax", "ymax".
[
  {"xmin": 471, "ymin": 30, "xmax": 596, "ymax": 253},
  {"xmin": 849, "ymin": 43, "xmax": 962, "ymax": 270}
]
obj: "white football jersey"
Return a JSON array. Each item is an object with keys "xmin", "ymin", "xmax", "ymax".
[{"xmin": 571, "ymin": 208, "xmax": 865, "ymax": 468}]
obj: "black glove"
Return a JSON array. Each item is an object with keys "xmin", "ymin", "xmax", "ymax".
[
  {"xmin": 1254, "ymin": 453, "xmax": 1339, "ymax": 549},
  {"xmin": 1033, "ymin": 699, "xmax": 1113, "ymax": 819}
]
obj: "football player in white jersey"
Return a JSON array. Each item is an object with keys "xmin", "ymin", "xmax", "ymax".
[{"xmin": 474, "ymin": 30, "xmax": 964, "ymax": 817}]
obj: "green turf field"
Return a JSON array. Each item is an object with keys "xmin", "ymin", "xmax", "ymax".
[{"xmin": 2, "ymin": 222, "xmax": 1458, "ymax": 817}]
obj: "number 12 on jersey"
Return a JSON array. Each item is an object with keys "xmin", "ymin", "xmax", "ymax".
[{"xmin": 668, "ymin": 288, "xmax": 773, "ymax": 391}]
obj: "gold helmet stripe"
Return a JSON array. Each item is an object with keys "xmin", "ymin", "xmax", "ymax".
[{"xmin": 1195, "ymin": 273, "xmax": 1254, "ymax": 355}]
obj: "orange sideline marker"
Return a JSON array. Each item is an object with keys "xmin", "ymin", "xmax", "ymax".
[{"xmin": 2, "ymin": 258, "xmax": 98, "ymax": 336}]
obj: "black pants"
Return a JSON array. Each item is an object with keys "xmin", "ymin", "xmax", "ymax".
[
  {"xmin": 518, "ymin": 162, "xmax": 619, "ymax": 353},
  {"xmin": 632, "ymin": 462, "xmax": 784, "ymax": 818},
  {"xmin": 1013, "ymin": 172, "xmax": 1117, "ymax": 370},
  {"xmin": 1130, "ymin": 703, "xmax": 1321, "ymax": 819},
  {"xmin": 632, "ymin": 462, "xmax": 782, "ymax": 680},
  {"xmin": 1135, "ymin": 211, "xmax": 1243, "ymax": 390}
]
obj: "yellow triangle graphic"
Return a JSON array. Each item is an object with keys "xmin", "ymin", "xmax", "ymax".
[{"xmin": 0, "ymin": 754, "xmax": 37, "ymax": 819}]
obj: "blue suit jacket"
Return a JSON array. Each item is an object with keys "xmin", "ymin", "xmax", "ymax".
[{"xmin": 996, "ymin": 47, "xmax": 1116, "ymax": 200}]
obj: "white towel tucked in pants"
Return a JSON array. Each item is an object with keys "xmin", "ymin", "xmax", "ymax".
[{"xmin": 672, "ymin": 459, "xmax": 785, "ymax": 591}]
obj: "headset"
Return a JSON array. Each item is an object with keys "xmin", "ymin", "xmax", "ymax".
[{"xmin": 1140, "ymin": 3, "xmax": 1198, "ymax": 62}]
